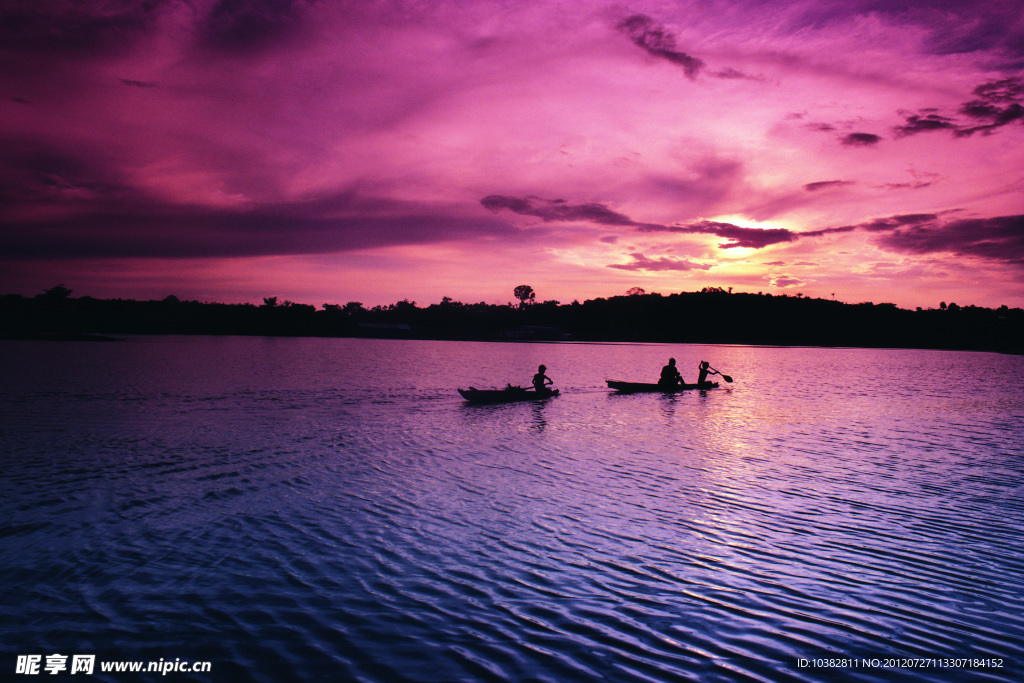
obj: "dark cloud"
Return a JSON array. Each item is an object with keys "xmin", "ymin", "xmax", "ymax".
[
  {"xmin": 852, "ymin": 214, "xmax": 938, "ymax": 231},
  {"xmin": 804, "ymin": 180, "xmax": 853, "ymax": 192},
  {"xmin": 0, "ymin": 137, "xmax": 126, "ymax": 204},
  {"xmin": 0, "ymin": 1, "xmax": 163, "ymax": 56},
  {"xmin": 894, "ymin": 111, "xmax": 958, "ymax": 137},
  {"xmin": 617, "ymin": 14, "xmax": 704, "ymax": 78},
  {"xmin": 877, "ymin": 180, "xmax": 934, "ymax": 190},
  {"xmin": 658, "ymin": 220, "xmax": 797, "ymax": 249},
  {"xmin": 798, "ymin": 213, "xmax": 936, "ymax": 238},
  {"xmin": 957, "ymin": 78, "xmax": 1024, "ymax": 136},
  {"xmin": 481, "ymin": 195, "xmax": 640, "ymax": 226},
  {"xmin": 608, "ymin": 253, "xmax": 712, "ymax": 272},
  {"xmin": 482, "ymin": 194, "xmax": 1023, "ymax": 269},
  {"xmin": 0, "ymin": 0, "xmax": 314, "ymax": 59},
  {"xmin": 895, "ymin": 77, "xmax": 1024, "ymax": 138},
  {"xmin": 483, "ymin": 195, "xmax": 799, "ymax": 249},
  {"xmin": 798, "ymin": 225, "xmax": 858, "ymax": 238},
  {"xmin": 792, "ymin": 211, "xmax": 1024, "ymax": 267},
  {"xmin": 199, "ymin": 0, "xmax": 312, "ymax": 53},
  {"xmin": 806, "ymin": 124, "xmax": 882, "ymax": 147},
  {"xmin": 914, "ymin": 4, "xmax": 1024, "ymax": 60},
  {"xmin": 782, "ymin": 1, "xmax": 1024, "ymax": 62},
  {"xmin": 120, "ymin": 79, "xmax": 157, "ymax": 88},
  {"xmin": 711, "ymin": 67, "xmax": 762, "ymax": 81},
  {"xmin": 0, "ymin": 185, "xmax": 521, "ymax": 259},
  {"xmin": 971, "ymin": 77, "xmax": 1024, "ymax": 104},
  {"xmin": 842, "ymin": 132, "xmax": 882, "ymax": 146},
  {"xmin": 811, "ymin": 78, "xmax": 1024, "ymax": 142},
  {"xmin": 878, "ymin": 215, "xmax": 1024, "ymax": 264}
]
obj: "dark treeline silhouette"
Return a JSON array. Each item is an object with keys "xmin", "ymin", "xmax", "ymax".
[{"xmin": 2, "ymin": 285, "xmax": 1022, "ymax": 355}]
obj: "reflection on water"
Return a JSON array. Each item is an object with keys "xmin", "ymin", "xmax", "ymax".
[{"xmin": 1, "ymin": 337, "xmax": 1023, "ymax": 681}]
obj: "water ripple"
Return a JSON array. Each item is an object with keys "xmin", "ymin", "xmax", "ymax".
[{"xmin": 2, "ymin": 339, "xmax": 1023, "ymax": 681}]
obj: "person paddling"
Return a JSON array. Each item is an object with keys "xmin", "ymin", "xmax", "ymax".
[
  {"xmin": 697, "ymin": 360, "xmax": 720, "ymax": 388},
  {"xmin": 658, "ymin": 358, "xmax": 683, "ymax": 388},
  {"xmin": 531, "ymin": 365, "xmax": 554, "ymax": 394}
]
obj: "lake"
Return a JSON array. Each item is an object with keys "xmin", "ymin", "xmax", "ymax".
[{"xmin": 1, "ymin": 336, "xmax": 1022, "ymax": 681}]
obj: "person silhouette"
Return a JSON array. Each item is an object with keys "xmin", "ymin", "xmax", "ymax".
[
  {"xmin": 532, "ymin": 365, "xmax": 553, "ymax": 393},
  {"xmin": 697, "ymin": 360, "xmax": 720, "ymax": 388},
  {"xmin": 659, "ymin": 358, "xmax": 683, "ymax": 388}
]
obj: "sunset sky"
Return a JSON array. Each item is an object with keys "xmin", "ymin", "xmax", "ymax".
[{"xmin": 2, "ymin": 0, "xmax": 1022, "ymax": 309}]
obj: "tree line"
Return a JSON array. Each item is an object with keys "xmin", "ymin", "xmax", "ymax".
[{"xmin": 1, "ymin": 284, "xmax": 1022, "ymax": 355}]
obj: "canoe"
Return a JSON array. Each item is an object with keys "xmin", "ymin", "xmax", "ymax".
[
  {"xmin": 606, "ymin": 380, "xmax": 719, "ymax": 393},
  {"xmin": 459, "ymin": 387, "xmax": 559, "ymax": 404}
]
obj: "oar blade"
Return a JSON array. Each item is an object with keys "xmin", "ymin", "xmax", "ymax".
[{"xmin": 709, "ymin": 365, "xmax": 734, "ymax": 383}]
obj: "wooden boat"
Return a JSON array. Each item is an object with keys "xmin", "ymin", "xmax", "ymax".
[
  {"xmin": 606, "ymin": 380, "xmax": 719, "ymax": 393},
  {"xmin": 459, "ymin": 386, "xmax": 559, "ymax": 404}
]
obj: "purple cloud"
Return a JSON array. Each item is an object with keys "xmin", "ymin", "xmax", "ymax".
[
  {"xmin": 797, "ymin": 214, "xmax": 935, "ymax": 239},
  {"xmin": 617, "ymin": 15, "xmax": 704, "ymax": 78},
  {"xmin": 770, "ymin": 274, "xmax": 803, "ymax": 288},
  {"xmin": 608, "ymin": 253, "xmax": 712, "ymax": 272},
  {"xmin": 483, "ymin": 195, "xmax": 799, "ymax": 249},
  {"xmin": 120, "ymin": 79, "xmax": 158, "ymax": 88},
  {"xmin": 0, "ymin": 185, "xmax": 521, "ymax": 259},
  {"xmin": 480, "ymin": 195, "xmax": 638, "ymax": 226},
  {"xmin": 895, "ymin": 77, "xmax": 1024, "ymax": 138},
  {"xmin": 842, "ymin": 133, "xmax": 882, "ymax": 146},
  {"xmin": 894, "ymin": 111, "xmax": 958, "ymax": 137},
  {"xmin": 877, "ymin": 180, "xmax": 935, "ymax": 190},
  {"xmin": 958, "ymin": 78, "xmax": 1024, "ymax": 135},
  {"xmin": 781, "ymin": 1, "xmax": 1024, "ymax": 61},
  {"xmin": 712, "ymin": 67, "xmax": 755, "ymax": 80},
  {"xmin": 879, "ymin": 215, "xmax": 1024, "ymax": 264},
  {"xmin": 794, "ymin": 212, "xmax": 1024, "ymax": 267},
  {"xmin": 804, "ymin": 180, "xmax": 853, "ymax": 192},
  {"xmin": 198, "ymin": 0, "xmax": 314, "ymax": 54},
  {"xmin": 483, "ymin": 194, "xmax": 1024, "ymax": 271},
  {"xmin": 957, "ymin": 79, "xmax": 1024, "ymax": 136},
  {"xmin": 798, "ymin": 225, "xmax": 858, "ymax": 238},
  {"xmin": 850, "ymin": 214, "xmax": 939, "ymax": 232},
  {"xmin": 663, "ymin": 220, "xmax": 797, "ymax": 249},
  {"xmin": 0, "ymin": 2, "xmax": 161, "ymax": 55}
]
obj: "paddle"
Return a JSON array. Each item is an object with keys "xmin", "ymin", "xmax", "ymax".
[{"xmin": 709, "ymin": 366, "xmax": 733, "ymax": 383}]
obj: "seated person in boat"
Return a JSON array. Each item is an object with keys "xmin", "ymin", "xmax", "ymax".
[
  {"xmin": 658, "ymin": 358, "xmax": 683, "ymax": 388},
  {"xmin": 697, "ymin": 360, "xmax": 720, "ymax": 388},
  {"xmin": 532, "ymin": 365, "xmax": 554, "ymax": 393}
]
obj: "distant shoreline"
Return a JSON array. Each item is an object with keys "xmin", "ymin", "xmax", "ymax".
[
  {"xmin": 4, "ymin": 334, "xmax": 1021, "ymax": 359},
  {"xmin": 3, "ymin": 289, "xmax": 1022, "ymax": 355}
]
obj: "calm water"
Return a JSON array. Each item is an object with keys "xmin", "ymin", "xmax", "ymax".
[{"xmin": 1, "ymin": 337, "xmax": 1022, "ymax": 681}]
